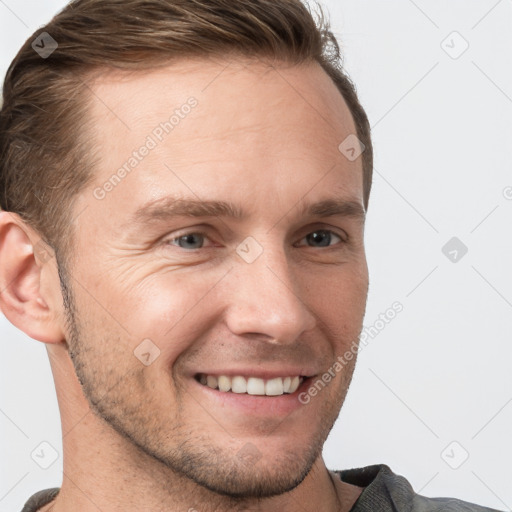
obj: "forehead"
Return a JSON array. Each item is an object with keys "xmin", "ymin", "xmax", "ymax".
[{"xmin": 78, "ymin": 58, "xmax": 363, "ymax": 228}]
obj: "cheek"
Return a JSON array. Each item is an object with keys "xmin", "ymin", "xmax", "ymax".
[
  {"xmin": 314, "ymin": 262, "xmax": 368, "ymax": 301},
  {"xmin": 309, "ymin": 269, "xmax": 368, "ymax": 341},
  {"xmin": 88, "ymin": 262, "xmax": 215, "ymax": 333},
  {"xmin": 110, "ymin": 273, "xmax": 223, "ymax": 366}
]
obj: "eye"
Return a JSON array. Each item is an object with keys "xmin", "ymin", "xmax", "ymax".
[
  {"xmin": 165, "ymin": 228, "xmax": 346, "ymax": 251},
  {"xmin": 166, "ymin": 231, "xmax": 211, "ymax": 250},
  {"xmin": 296, "ymin": 229, "xmax": 345, "ymax": 248}
]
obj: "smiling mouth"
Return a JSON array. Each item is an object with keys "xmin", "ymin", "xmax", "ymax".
[{"xmin": 194, "ymin": 373, "xmax": 308, "ymax": 397}]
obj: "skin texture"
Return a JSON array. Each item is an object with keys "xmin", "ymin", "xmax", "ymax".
[{"xmin": 0, "ymin": 57, "xmax": 368, "ymax": 512}]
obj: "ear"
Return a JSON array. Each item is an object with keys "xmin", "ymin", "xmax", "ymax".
[{"xmin": 0, "ymin": 211, "xmax": 66, "ymax": 344}]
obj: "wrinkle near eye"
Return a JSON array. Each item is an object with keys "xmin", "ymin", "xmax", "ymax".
[{"xmin": 98, "ymin": 216, "xmax": 364, "ymax": 293}]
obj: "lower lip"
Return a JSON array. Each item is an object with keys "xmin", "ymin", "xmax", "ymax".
[{"xmin": 191, "ymin": 376, "xmax": 315, "ymax": 416}]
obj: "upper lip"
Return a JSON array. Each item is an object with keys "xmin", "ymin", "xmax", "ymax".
[{"xmin": 193, "ymin": 368, "xmax": 317, "ymax": 380}]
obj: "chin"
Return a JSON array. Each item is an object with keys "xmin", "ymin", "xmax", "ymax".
[{"xmin": 186, "ymin": 453, "xmax": 314, "ymax": 499}]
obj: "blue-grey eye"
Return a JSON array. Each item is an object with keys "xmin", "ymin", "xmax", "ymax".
[
  {"xmin": 170, "ymin": 233, "xmax": 207, "ymax": 250},
  {"xmin": 303, "ymin": 230, "xmax": 342, "ymax": 247}
]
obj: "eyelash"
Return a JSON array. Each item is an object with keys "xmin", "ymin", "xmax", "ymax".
[{"xmin": 164, "ymin": 228, "xmax": 347, "ymax": 251}]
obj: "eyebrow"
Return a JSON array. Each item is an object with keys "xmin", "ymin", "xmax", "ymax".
[{"xmin": 127, "ymin": 195, "xmax": 366, "ymax": 228}]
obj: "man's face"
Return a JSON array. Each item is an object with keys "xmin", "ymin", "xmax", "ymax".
[{"xmin": 61, "ymin": 58, "xmax": 369, "ymax": 498}]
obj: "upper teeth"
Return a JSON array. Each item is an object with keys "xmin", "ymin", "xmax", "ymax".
[{"xmin": 198, "ymin": 374, "xmax": 303, "ymax": 396}]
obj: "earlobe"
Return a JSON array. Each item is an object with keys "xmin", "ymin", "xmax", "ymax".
[{"xmin": 0, "ymin": 211, "xmax": 66, "ymax": 344}]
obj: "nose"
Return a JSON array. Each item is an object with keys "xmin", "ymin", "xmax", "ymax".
[{"xmin": 222, "ymin": 242, "xmax": 317, "ymax": 345}]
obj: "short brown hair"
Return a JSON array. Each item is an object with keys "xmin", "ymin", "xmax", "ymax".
[{"xmin": 0, "ymin": 0, "xmax": 373, "ymax": 264}]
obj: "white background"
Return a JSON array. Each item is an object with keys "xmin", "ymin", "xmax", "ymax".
[{"xmin": 1, "ymin": 0, "xmax": 511, "ymax": 510}]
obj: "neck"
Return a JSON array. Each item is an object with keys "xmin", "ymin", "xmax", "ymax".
[{"xmin": 41, "ymin": 417, "xmax": 362, "ymax": 512}]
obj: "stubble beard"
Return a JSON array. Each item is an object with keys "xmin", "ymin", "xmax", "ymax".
[{"xmin": 56, "ymin": 259, "xmax": 356, "ymax": 504}]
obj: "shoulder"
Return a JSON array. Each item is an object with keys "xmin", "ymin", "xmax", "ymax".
[
  {"xmin": 20, "ymin": 488, "xmax": 59, "ymax": 512},
  {"xmin": 412, "ymin": 495, "xmax": 503, "ymax": 512},
  {"xmin": 331, "ymin": 464, "xmax": 503, "ymax": 512}
]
